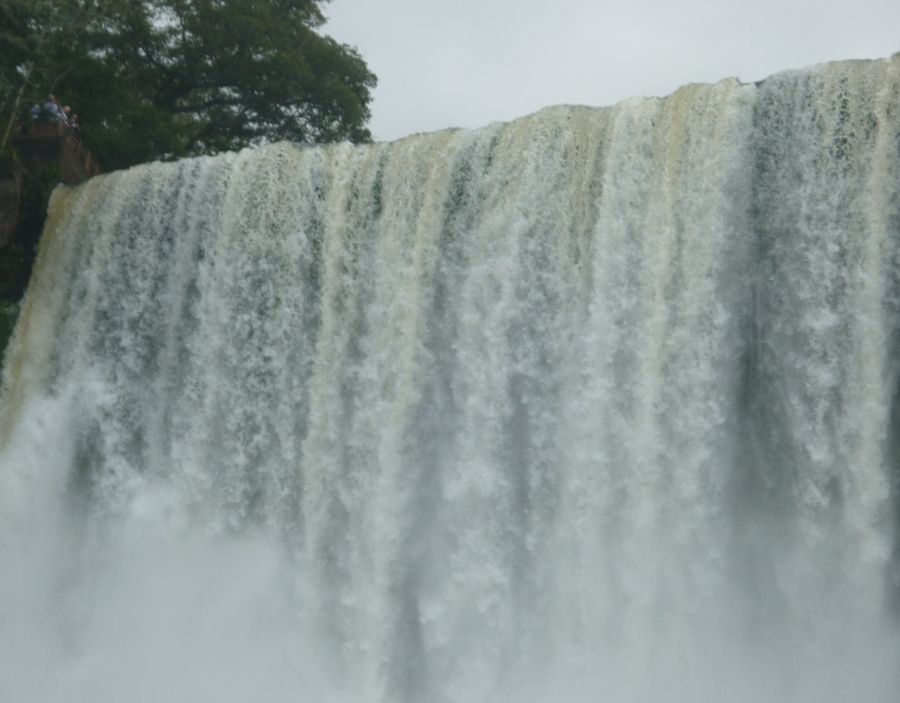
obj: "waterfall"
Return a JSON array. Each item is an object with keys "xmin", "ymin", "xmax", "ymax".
[{"xmin": 1, "ymin": 55, "xmax": 899, "ymax": 703}]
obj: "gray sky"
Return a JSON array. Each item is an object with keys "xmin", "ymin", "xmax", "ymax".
[{"xmin": 324, "ymin": 0, "xmax": 900, "ymax": 142}]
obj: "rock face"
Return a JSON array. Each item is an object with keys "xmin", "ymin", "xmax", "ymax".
[
  {"xmin": 0, "ymin": 120, "xmax": 99, "ymax": 295},
  {"xmin": 0, "ymin": 302, "xmax": 17, "ymax": 360},
  {"xmin": 0, "ymin": 171, "xmax": 20, "ymax": 248},
  {"xmin": 11, "ymin": 121, "xmax": 100, "ymax": 185}
]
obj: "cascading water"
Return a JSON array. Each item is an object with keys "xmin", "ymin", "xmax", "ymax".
[{"xmin": 1, "ymin": 55, "xmax": 899, "ymax": 703}]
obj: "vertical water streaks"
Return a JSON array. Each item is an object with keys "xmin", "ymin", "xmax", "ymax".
[
  {"xmin": 549, "ymin": 79, "xmax": 757, "ymax": 699},
  {"xmin": 1, "ymin": 55, "xmax": 899, "ymax": 703},
  {"xmin": 751, "ymin": 58, "xmax": 900, "ymax": 642}
]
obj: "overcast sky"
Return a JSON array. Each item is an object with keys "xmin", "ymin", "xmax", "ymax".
[{"xmin": 324, "ymin": 0, "xmax": 900, "ymax": 142}]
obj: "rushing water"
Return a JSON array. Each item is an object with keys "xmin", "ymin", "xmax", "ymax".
[{"xmin": 2, "ymin": 55, "xmax": 900, "ymax": 703}]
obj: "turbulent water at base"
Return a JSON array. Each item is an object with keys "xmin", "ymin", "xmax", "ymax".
[{"xmin": 2, "ymin": 55, "xmax": 900, "ymax": 703}]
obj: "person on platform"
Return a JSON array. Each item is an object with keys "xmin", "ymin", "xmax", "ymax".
[{"xmin": 45, "ymin": 96, "xmax": 66, "ymax": 122}]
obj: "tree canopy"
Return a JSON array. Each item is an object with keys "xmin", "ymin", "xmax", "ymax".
[{"xmin": 1, "ymin": 0, "xmax": 377, "ymax": 171}]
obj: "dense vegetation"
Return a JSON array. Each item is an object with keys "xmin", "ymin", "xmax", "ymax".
[
  {"xmin": 1, "ymin": 0, "xmax": 376, "ymax": 168},
  {"xmin": 0, "ymin": 0, "xmax": 376, "ymax": 355}
]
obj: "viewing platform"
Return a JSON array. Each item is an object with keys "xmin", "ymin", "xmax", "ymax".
[
  {"xmin": 11, "ymin": 120, "xmax": 99, "ymax": 185},
  {"xmin": 0, "ymin": 120, "xmax": 99, "ymax": 248}
]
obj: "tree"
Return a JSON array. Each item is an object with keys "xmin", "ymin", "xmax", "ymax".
[
  {"xmin": 0, "ymin": 0, "xmax": 376, "ymax": 306},
  {"xmin": 1, "ymin": 1, "xmax": 122, "ymax": 153},
  {"xmin": 1, "ymin": 0, "xmax": 377, "ymax": 170}
]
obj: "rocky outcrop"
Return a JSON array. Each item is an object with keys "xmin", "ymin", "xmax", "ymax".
[
  {"xmin": 11, "ymin": 121, "xmax": 99, "ymax": 185},
  {"xmin": 0, "ymin": 121, "xmax": 99, "ymax": 299},
  {"xmin": 0, "ymin": 170, "xmax": 20, "ymax": 248}
]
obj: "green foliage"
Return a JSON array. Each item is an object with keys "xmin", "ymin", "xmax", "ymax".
[
  {"xmin": 0, "ymin": 0, "xmax": 376, "ymax": 304},
  {"xmin": 1, "ymin": 0, "xmax": 377, "ymax": 170}
]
